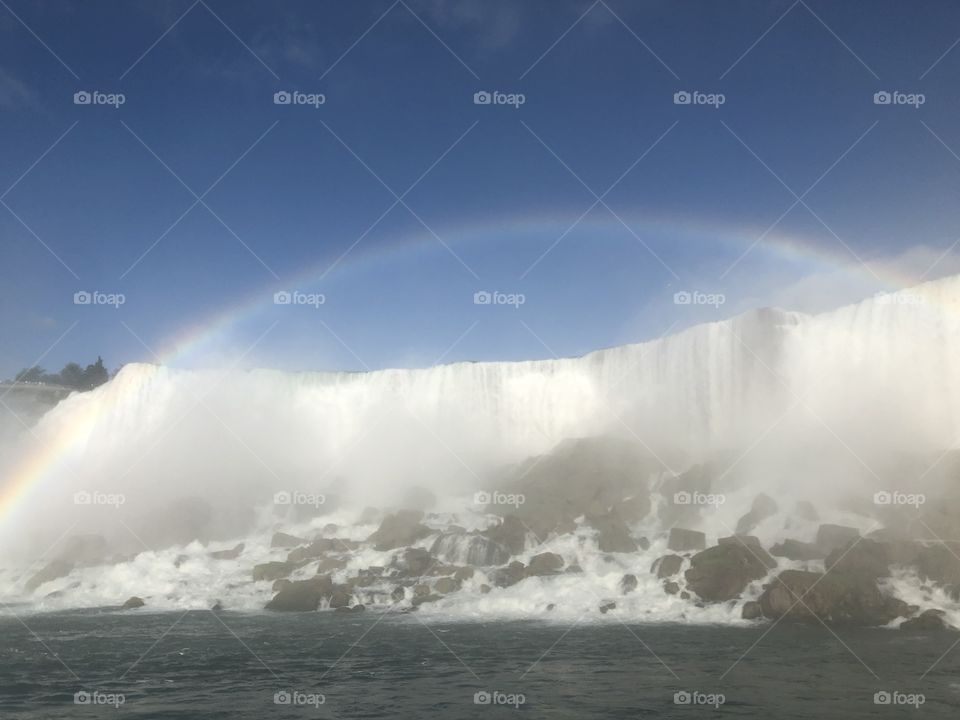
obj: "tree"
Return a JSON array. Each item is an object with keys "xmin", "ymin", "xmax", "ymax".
[
  {"xmin": 82, "ymin": 357, "xmax": 108, "ymax": 390},
  {"xmin": 14, "ymin": 366, "xmax": 46, "ymax": 383},
  {"xmin": 59, "ymin": 363, "xmax": 85, "ymax": 389}
]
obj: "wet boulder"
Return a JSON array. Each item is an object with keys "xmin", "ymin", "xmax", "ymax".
[
  {"xmin": 392, "ymin": 548, "xmax": 433, "ymax": 577},
  {"xmin": 431, "ymin": 531, "xmax": 510, "ymax": 566},
  {"xmin": 482, "ymin": 516, "xmax": 527, "ymax": 556},
  {"xmin": 770, "ymin": 539, "xmax": 824, "ymax": 561},
  {"xmin": 718, "ymin": 535, "xmax": 763, "ymax": 551},
  {"xmin": 266, "ymin": 575, "xmax": 338, "ymax": 612},
  {"xmin": 492, "ymin": 561, "xmax": 527, "ymax": 588},
  {"xmin": 586, "ymin": 510, "xmax": 638, "ymax": 553},
  {"xmin": 271, "ymin": 532, "xmax": 306, "ymax": 548},
  {"xmin": 815, "ymin": 524, "xmax": 860, "ymax": 554},
  {"xmin": 526, "ymin": 552, "xmax": 564, "ymax": 577},
  {"xmin": 735, "ymin": 494, "xmax": 778, "ymax": 535},
  {"xmin": 367, "ymin": 510, "xmax": 432, "ymax": 551},
  {"xmin": 651, "ymin": 554, "xmax": 684, "ymax": 579},
  {"xmin": 900, "ymin": 609, "xmax": 952, "ymax": 632},
  {"xmin": 741, "ymin": 600, "xmax": 762, "ymax": 620},
  {"xmin": 434, "ymin": 577, "xmax": 460, "ymax": 594},
  {"xmin": 253, "ymin": 561, "xmax": 297, "ymax": 583},
  {"xmin": 25, "ymin": 559, "xmax": 74, "ymax": 593},
  {"xmin": 684, "ymin": 543, "xmax": 776, "ymax": 602},
  {"xmin": 599, "ymin": 600, "xmax": 617, "ymax": 614},
  {"xmin": 619, "ymin": 574, "xmax": 638, "ymax": 595},
  {"xmin": 668, "ymin": 528, "xmax": 705, "ymax": 552},
  {"xmin": 121, "ymin": 596, "xmax": 145, "ymax": 610},
  {"xmin": 209, "ymin": 543, "xmax": 244, "ymax": 560},
  {"xmin": 612, "ymin": 494, "xmax": 651, "ymax": 523}
]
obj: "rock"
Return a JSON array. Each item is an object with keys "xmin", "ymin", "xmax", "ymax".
[
  {"xmin": 664, "ymin": 581, "xmax": 680, "ymax": 595},
  {"xmin": 367, "ymin": 510, "xmax": 432, "ymax": 551},
  {"xmin": 253, "ymin": 561, "xmax": 297, "ymax": 583},
  {"xmin": 315, "ymin": 556, "xmax": 348, "ymax": 574},
  {"xmin": 328, "ymin": 588, "xmax": 352, "ymax": 609},
  {"xmin": 758, "ymin": 569, "xmax": 908, "ymax": 626},
  {"xmin": 599, "ymin": 600, "xmax": 616, "ymax": 614},
  {"xmin": 272, "ymin": 578, "xmax": 292, "ymax": 592},
  {"xmin": 770, "ymin": 539, "xmax": 824, "ymax": 561},
  {"xmin": 526, "ymin": 552, "xmax": 564, "ymax": 577},
  {"xmin": 735, "ymin": 493, "xmax": 778, "ymax": 535},
  {"xmin": 900, "ymin": 609, "xmax": 952, "ymax": 632},
  {"xmin": 586, "ymin": 511, "xmax": 638, "ymax": 553},
  {"xmin": 211, "ymin": 600, "xmax": 223, "ymax": 611},
  {"xmin": 795, "ymin": 501, "xmax": 819, "ymax": 521},
  {"xmin": 566, "ymin": 563, "xmax": 583, "ymax": 574},
  {"xmin": 392, "ymin": 547, "xmax": 433, "ymax": 577},
  {"xmin": 412, "ymin": 593, "xmax": 442, "ymax": 607},
  {"xmin": 680, "ymin": 590, "xmax": 690, "ymax": 600},
  {"xmin": 121, "ymin": 596, "xmax": 145, "ymax": 609},
  {"xmin": 271, "ymin": 532, "xmax": 306, "ymax": 548},
  {"xmin": 482, "ymin": 516, "xmax": 527, "ymax": 556},
  {"xmin": 652, "ymin": 554, "xmax": 684, "ymax": 579},
  {"xmin": 685, "ymin": 543, "xmax": 776, "ymax": 602},
  {"xmin": 668, "ymin": 528, "xmax": 705, "ymax": 552},
  {"xmin": 266, "ymin": 575, "xmax": 338, "ymax": 612},
  {"xmin": 25, "ymin": 559, "xmax": 74, "ymax": 593},
  {"xmin": 287, "ymin": 538, "xmax": 359, "ymax": 564},
  {"xmin": 412, "ymin": 583, "xmax": 431, "ymax": 598},
  {"xmin": 718, "ymin": 535, "xmax": 763, "ymax": 551},
  {"xmin": 479, "ymin": 584, "xmax": 492, "ymax": 594},
  {"xmin": 209, "ymin": 543, "xmax": 244, "ymax": 560},
  {"xmin": 434, "ymin": 577, "xmax": 460, "ymax": 594},
  {"xmin": 351, "ymin": 604, "xmax": 366, "ymax": 612},
  {"xmin": 454, "ymin": 567, "xmax": 475, "ymax": 582},
  {"xmin": 815, "ymin": 524, "xmax": 860, "ymax": 553},
  {"xmin": 546, "ymin": 603, "xmax": 556, "ymax": 611},
  {"xmin": 823, "ymin": 539, "xmax": 891, "ymax": 580},
  {"xmin": 619, "ymin": 574, "xmax": 638, "ymax": 594},
  {"xmin": 637, "ymin": 537, "xmax": 650, "ymax": 551},
  {"xmin": 390, "ymin": 586, "xmax": 405, "ymax": 603},
  {"xmin": 492, "ymin": 561, "xmax": 527, "ymax": 588},
  {"xmin": 741, "ymin": 600, "xmax": 763, "ymax": 620}
]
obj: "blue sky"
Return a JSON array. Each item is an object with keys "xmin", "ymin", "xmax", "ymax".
[{"xmin": 2, "ymin": 0, "xmax": 960, "ymax": 377}]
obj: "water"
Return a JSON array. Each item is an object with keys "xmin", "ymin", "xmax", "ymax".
[{"xmin": 0, "ymin": 610, "xmax": 957, "ymax": 718}]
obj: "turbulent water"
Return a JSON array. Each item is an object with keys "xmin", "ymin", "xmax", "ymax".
[{"xmin": 2, "ymin": 275, "xmax": 960, "ymax": 622}]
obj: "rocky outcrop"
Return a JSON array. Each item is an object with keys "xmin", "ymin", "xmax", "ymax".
[
  {"xmin": 718, "ymin": 535, "xmax": 763, "ymax": 551},
  {"xmin": 434, "ymin": 577, "xmax": 460, "ymax": 594},
  {"xmin": 735, "ymin": 494, "xmax": 778, "ymax": 535},
  {"xmin": 266, "ymin": 575, "xmax": 343, "ymax": 612},
  {"xmin": 25, "ymin": 534, "xmax": 110, "ymax": 592},
  {"xmin": 612, "ymin": 495, "xmax": 650, "ymax": 524},
  {"xmin": 815, "ymin": 524, "xmax": 860, "ymax": 553},
  {"xmin": 25, "ymin": 559, "xmax": 74, "ymax": 593},
  {"xmin": 367, "ymin": 510, "xmax": 432, "ymax": 551},
  {"xmin": 271, "ymin": 532, "xmax": 306, "ymax": 548},
  {"xmin": 668, "ymin": 528, "xmax": 705, "ymax": 552},
  {"xmin": 482, "ymin": 516, "xmax": 527, "ymax": 556},
  {"xmin": 586, "ymin": 511, "xmax": 638, "ymax": 553},
  {"xmin": 430, "ymin": 531, "xmax": 510, "ymax": 566},
  {"xmin": 253, "ymin": 561, "xmax": 297, "ymax": 582},
  {"xmin": 770, "ymin": 539, "xmax": 824, "ymax": 561},
  {"xmin": 741, "ymin": 600, "xmax": 762, "ymax": 620},
  {"xmin": 209, "ymin": 543, "xmax": 244, "ymax": 560},
  {"xmin": 287, "ymin": 538, "xmax": 360, "ymax": 564},
  {"xmin": 121, "ymin": 596, "xmax": 145, "ymax": 609},
  {"xmin": 619, "ymin": 574, "xmax": 638, "ymax": 594},
  {"xmin": 651, "ymin": 554, "xmax": 684, "ymax": 579},
  {"xmin": 758, "ymin": 569, "xmax": 908, "ymax": 626},
  {"xmin": 392, "ymin": 548, "xmax": 433, "ymax": 577},
  {"xmin": 492, "ymin": 561, "xmax": 527, "ymax": 588},
  {"xmin": 900, "ymin": 609, "xmax": 952, "ymax": 632},
  {"xmin": 684, "ymin": 543, "xmax": 776, "ymax": 602},
  {"xmin": 526, "ymin": 552, "xmax": 564, "ymax": 576}
]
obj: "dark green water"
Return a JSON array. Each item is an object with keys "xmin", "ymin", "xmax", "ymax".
[{"xmin": 0, "ymin": 609, "xmax": 957, "ymax": 718}]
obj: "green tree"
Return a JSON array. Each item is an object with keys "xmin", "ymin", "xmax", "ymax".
[
  {"xmin": 82, "ymin": 357, "xmax": 109, "ymax": 390},
  {"xmin": 14, "ymin": 366, "xmax": 46, "ymax": 383}
]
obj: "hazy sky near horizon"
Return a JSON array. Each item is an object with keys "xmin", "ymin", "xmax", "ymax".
[{"xmin": 3, "ymin": 0, "xmax": 960, "ymax": 377}]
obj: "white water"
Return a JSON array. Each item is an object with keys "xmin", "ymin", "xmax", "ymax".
[{"xmin": 2, "ymin": 275, "xmax": 960, "ymax": 619}]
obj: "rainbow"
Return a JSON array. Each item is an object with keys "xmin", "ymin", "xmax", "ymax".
[{"xmin": 0, "ymin": 209, "xmax": 925, "ymax": 527}]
